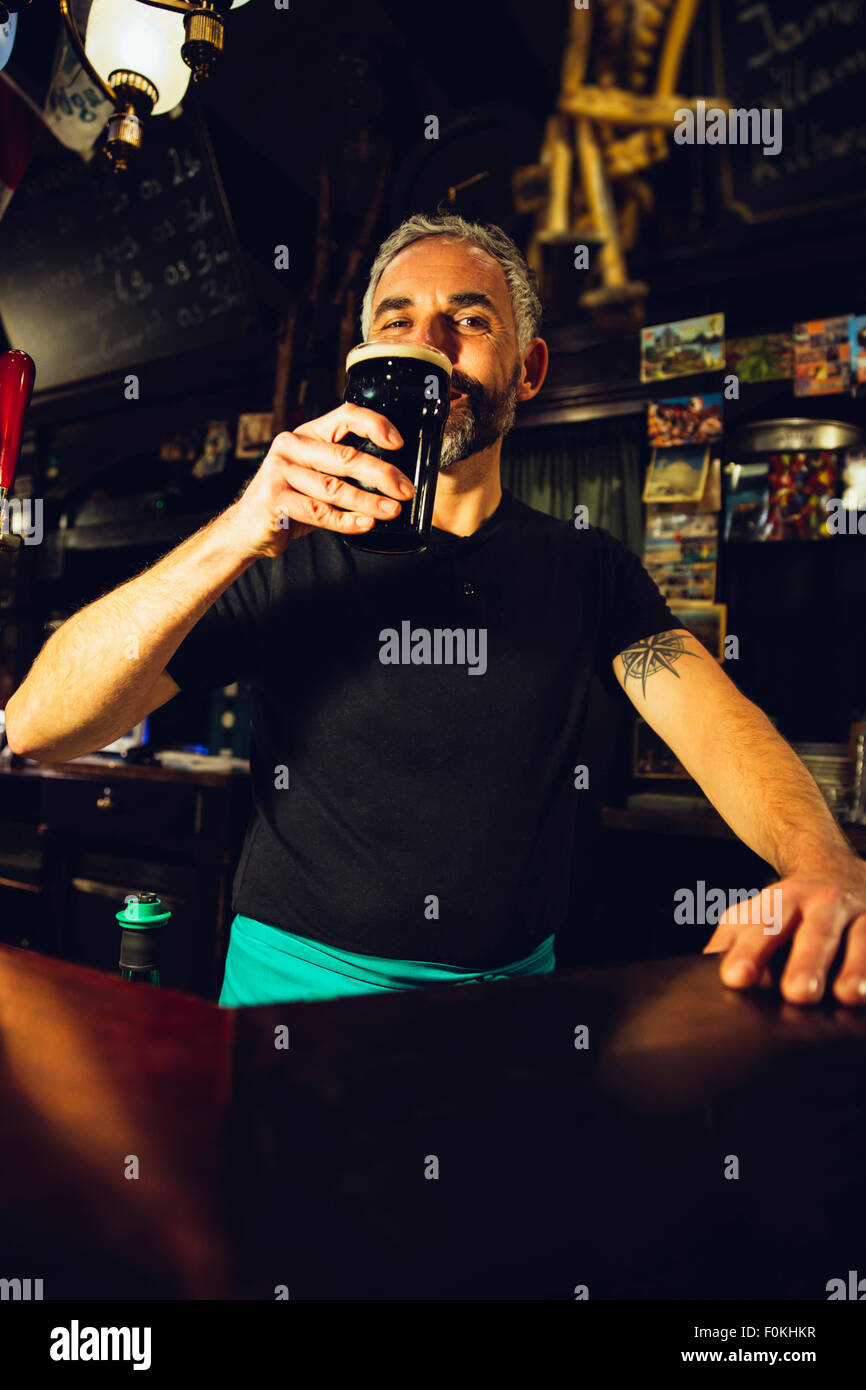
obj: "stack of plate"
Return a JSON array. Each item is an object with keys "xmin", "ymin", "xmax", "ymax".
[{"xmin": 792, "ymin": 742, "xmax": 853, "ymax": 817}]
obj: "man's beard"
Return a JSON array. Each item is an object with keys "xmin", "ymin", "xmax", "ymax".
[{"xmin": 438, "ymin": 362, "xmax": 521, "ymax": 471}]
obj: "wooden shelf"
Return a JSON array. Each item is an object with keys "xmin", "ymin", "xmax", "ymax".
[
  {"xmin": 0, "ymin": 756, "xmax": 244, "ymax": 789},
  {"xmin": 602, "ymin": 804, "xmax": 866, "ymax": 855}
]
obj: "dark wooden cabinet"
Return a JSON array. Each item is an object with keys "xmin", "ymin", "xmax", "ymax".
[
  {"xmin": 0, "ymin": 758, "xmax": 251, "ymax": 999},
  {"xmin": 41, "ymin": 775, "xmax": 203, "ymax": 846}
]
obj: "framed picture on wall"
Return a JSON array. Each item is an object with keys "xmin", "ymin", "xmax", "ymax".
[
  {"xmin": 642, "ymin": 446, "xmax": 710, "ymax": 504},
  {"xmin": 670, "ymin": 600, "xmax": 727, "ymax": 662},
  {"xmin": 647, "ymin": 395, "xmax": 724, "ymax": 448},
  {"xmin": 640, "ymin": 314, "xmax": 725, "ymax": 383},
  {"xmin": 236, "ymin": 411, "xmax": 275, "ymax": 459}
]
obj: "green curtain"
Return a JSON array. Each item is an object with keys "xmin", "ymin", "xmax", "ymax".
[
  {"xmin": 501, "ymin": 413, "xmax": 645, "ymax": 552},
  {"xmin": 500, "ymin": 413, "xmax": 648, "ymax": 969}
]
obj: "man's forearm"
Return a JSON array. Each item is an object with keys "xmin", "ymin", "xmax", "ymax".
[
  {"xmin": 5, "ymin": 508, "xmax": 253, "ymax": 761},
  {"xmin": 686, "ymin": 694, "xmax": 855, "ymax": 876}
]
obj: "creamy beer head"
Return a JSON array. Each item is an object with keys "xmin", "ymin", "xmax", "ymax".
[
  {"xmin": 344, "ymin": 341, "xmax": 454, "ymax": 375},
  {"xmin": 341, "ymin": 341, "xmax": 453, "ymax": 555}
]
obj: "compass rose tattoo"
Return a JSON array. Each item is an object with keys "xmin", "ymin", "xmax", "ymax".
[{"xmin": 619, "ymin": 630, "xmax": 699, "ymax": 698}]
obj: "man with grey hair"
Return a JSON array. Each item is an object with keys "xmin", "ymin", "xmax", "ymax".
[
  {"xmin": 8, "ymin": 215, "xmax": 866, "ymax": 1009},
  {"xmin": 359, "ymin": 213, "xmax": 541, "ymax": 473}
]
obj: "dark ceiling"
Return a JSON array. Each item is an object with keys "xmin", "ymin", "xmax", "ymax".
[
  {"xmin": 4, "ymin": 0, "xmax": 570, "ymax": 309},
  {"xmin": 6, "ymin": 0, "xmax": 864, "ymax": 378}
]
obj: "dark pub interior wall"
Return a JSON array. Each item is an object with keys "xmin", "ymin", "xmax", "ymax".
[{"xmin": 0, "ymin": 0, "xmax": 864, "ymax": 981}]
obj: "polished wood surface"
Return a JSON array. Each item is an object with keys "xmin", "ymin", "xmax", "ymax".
[
  {"xmin": 2, "ymin": 941, "xmax": 865, "ymax": 1299},
  {"xmin": 0, "ymin": 945, "xmax": 234, "ymax": 1298}
]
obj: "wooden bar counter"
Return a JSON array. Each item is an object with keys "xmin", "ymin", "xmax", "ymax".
[{"xmin": 1, "ymin": 938, "xmax": 865, "ymax": 1300}]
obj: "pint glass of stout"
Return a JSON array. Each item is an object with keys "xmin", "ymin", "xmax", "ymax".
[{"xmin": 340, "ymin": 341, "xmax": 452, "ymax": 553}]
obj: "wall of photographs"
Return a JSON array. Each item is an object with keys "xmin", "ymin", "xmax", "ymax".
[{"xmin": 638, "ymin": 311, "xmax": 866, "ymax": 665}]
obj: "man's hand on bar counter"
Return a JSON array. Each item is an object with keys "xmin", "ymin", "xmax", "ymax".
[
  {"xmin": 703, "ymin": 854, "xmax": 866, "ymax": 1006},
  {"xmin": 613, "ymin": 628, "xmax": 866, "ymax": 1007}
]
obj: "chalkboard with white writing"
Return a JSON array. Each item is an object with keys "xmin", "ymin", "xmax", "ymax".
[
  {"xmin": 0, "ymin": 105, "xmax": 257, "ymax": 392},
  {"xmin": 711, "ymin": 0, "xmax": 866, "ymax": 224}
]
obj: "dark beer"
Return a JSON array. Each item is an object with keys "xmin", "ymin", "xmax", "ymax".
[{"xmin": 341, "ymin": 341, "xmax": 452, "ymax": 554}]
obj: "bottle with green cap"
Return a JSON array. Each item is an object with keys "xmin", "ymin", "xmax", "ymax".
[{"xmin": 117, "ymin": 891, "xmax": 171, "ymax": 986}]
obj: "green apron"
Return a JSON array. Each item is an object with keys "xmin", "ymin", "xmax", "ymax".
[{"xmin": 219, "ymin": 912, "xmax": 556, "ymax": 1006}]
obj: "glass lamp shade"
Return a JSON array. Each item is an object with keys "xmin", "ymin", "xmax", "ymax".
[
  {"xmin": 85, "ymin": 0, "xmax": 191, "ymax": 116},
  {"xmin": 0, "ymin": 15, "xmax": 17, "ymax": 73}
]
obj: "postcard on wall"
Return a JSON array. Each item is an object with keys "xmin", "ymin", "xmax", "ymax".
[
  {"xmin": 642, "ymin": 445, "xmax": 710, "ymax": 503},
  {"xmin": 697, "ymin": 455, "xmax": 722, "ymax": 512},
  {"xmin": 670, "ymin": 601, "xmax": 727, "ymax": 662},
  {"xmin": 723, "ymin": 461, "xmax": 771, "ymax": 542},
  {"xmin": 192, "ymin": 421, "xmax": 233, "ymax": 478},
  {"xmin": 726, "ymin": 333, "xmax": 793, "ymax": 384},
  {"xmin": 647, "ymin": 394, "xmax": 724, "ymax": 448},
  {"xmin": 765, "ymin": 450, "xmax": 839, "ymax": 540},
  {"xmin": 158, "ymin": 431, "xmax": 198, "ymax": 464},
  {"xmin": 640, "ymin": 314, "xmax": 725, "ymax": 383},
  {"xmin": 236, "ymin": 412, "xmax": 275, "ymax": 459},
  {"xmin": 682, "ymin": 563, "xmax": 718, "ymax": 601},
  {"xmin": 645, "ymin": 561, "xmax": 717, "ymax": 603},
  {"xmin": 645, "ymin": 509, "xmax": 718, "ymax": 550},
  {"xmin": 793, "ymin": 317, "xmax": 851, "ymax": 397},
  {"xmin": 644, "ymin": 509, "xmax": 718, "ymax": 603},
  {"xmin": 849, "ymin": 316, "xmax": 866, "ymax": 397}
]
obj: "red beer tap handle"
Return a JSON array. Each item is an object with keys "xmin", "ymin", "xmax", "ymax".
[{"xmin": 0, "ymin": 349, "xmax": 36, "ymax": 494}]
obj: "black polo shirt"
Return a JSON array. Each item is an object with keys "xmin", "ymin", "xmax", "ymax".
[{"xmin": 166, "ymin": 489, "xmax": 676, "ymax": 967}]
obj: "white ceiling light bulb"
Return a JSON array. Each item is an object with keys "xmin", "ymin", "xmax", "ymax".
[{"xmin": 85, "ymin": 0, "xmax": 191, "ymax": 116}]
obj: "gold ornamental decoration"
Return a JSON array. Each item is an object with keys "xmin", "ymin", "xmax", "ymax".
[{"xmin": 514, "ymin": 0, "xmax": 729, "ymax": 325}]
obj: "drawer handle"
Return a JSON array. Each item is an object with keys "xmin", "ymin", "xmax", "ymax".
[{"xmin": 95, "ymin": 786, "xmax": 115, "ymax": 812}]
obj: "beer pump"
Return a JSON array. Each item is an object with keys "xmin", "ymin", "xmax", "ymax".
[
  {"xmin": 117, "ymin": 892, "xmax": 172, "ymax": 986},
  {"xmin": 0, "ymin": 348, "xmax": 36, "ymax": 548}
]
